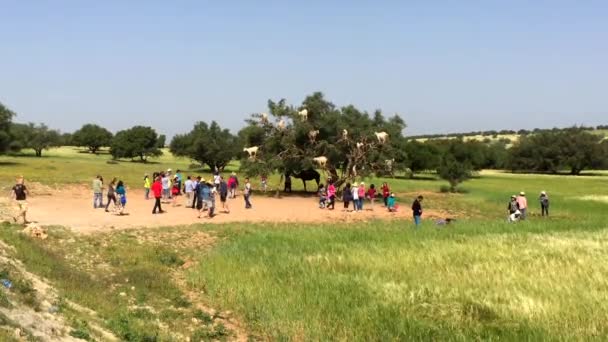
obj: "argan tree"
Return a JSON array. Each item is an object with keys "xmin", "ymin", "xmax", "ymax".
[
  {"xmin": 72, "ymin": 124, "xmax": 113, "ymax": 154},
  {"xmin": 170, "ymin": 121, "xmax": 238, "ymax": 171}
]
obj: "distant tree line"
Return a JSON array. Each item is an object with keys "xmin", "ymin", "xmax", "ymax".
[
  {"xmin": 409, "ymin": 125, "xmax": 608, "ymax": 140},
  {"xmin": 1, "ymin": 99, "xmax": 607, "ymax": 191}
]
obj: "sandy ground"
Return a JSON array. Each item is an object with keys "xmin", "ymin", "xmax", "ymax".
[{"xmin": 18, "ymin": 186, "xmax": 449, "ymax": 233}]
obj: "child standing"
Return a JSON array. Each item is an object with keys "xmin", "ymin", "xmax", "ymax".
[
  {"xmin": 318, "ymin": 184, "xmax": 327, "ymax": 208},
  {"xmin": 367, "ymin": 184, "xmax": 377, "ymax": 210}
]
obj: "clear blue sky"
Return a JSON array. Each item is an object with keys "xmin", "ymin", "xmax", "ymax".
[{"xmin": 1, "ymin": 1, "xmax": 607, "ymax": 137}]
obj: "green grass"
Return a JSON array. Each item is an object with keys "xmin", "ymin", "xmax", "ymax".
[{"xmin": 1, "ymin": 148, "xmax": 608, "ymax": 340}]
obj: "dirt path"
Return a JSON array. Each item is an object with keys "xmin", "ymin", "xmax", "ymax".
[{"xmin": 21, "ymin": 187, "xmax": 450, "ymax": 233}]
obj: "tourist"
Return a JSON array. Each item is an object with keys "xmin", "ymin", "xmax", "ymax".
[
  {"xmin": 411, "ymin": 195, "xmax": 424, "ymax": 227},
  {"xmin": 244, "ymin": 178, "xmax": 252, "ymax": 209},
  {"xmin": 175, "ymin": 170, "xmax": 183, "ymax": 195},
  {"xmin": 507, "ymin": 195, "xmax": 520, "ymax": 222},
  {"xmin": 193, "ymin": 176, "xmax": 202, "ymax": 209},
  {"xmin": 161, "ymin": 172, "xmax": 170, "ymax": 201},
  {"xmin": 144, "ymin": 174, "xmax": 151, "ymax": 200},
  {"xmin": 327, "ymin": 180, "xmax": 336, "ymax": 210},
  {"xmin": 517, "ymin": 192, "xmax": 528, "ymax": 220},
  {"xmin": 105, "ymin": 178, "xmax": 117, "ymax": 212},
  {"xmin": 171, "ymin": 176, "xmax": 180, "ymax": 207},
  {"xmin": 358, "ymin": 182, "xmax": 366, "ymax": 211},
  {"xmin": 152, "ymin": 176, "xmax": 164, "ymax": 214},
  {"xmin": 318, "ymin": 184, "xmax": 327, "ymax": 209},
  {"xmin": 93, "ymin": 175, "xmax": 103, "ymax": 208},
  {"xmin": 261, "ymin": 175, "xmax": 268, "ymax": 193},
  {"xmin": 11, "ymin": 176, "xmax": 29, "ymax": 224},
  {"xmin": 387, "ymin": 193, "xmax": 397, "ymax": 212},
  {"xmin": 342, "ymin": 183, "xmax": 353, "ymax": 211},
  {"xmin": 228, "ymin": 172, "xmax": 239, "ymax": 199},
  {"xmin": 382, "ymin": 182, "xmax": 390, "ymax": 207},
  {"xmin": 352, "ymin": 182, "xmax": 360, "ymax": 212},
  {"xmin": 184, "ymin": 176, "xmax": 195, "ymax": 208},
  {"xmin": 540, "ymin": 191, "xmax": 549, "ymax": 217},
  {"xmin": 208, "ymin": 184, "xmax": 217, "ymax": 218},
  {"xmin": 196, "ymin": 178, "xmax": 209, "ymax": 212},
  {"xmin": 367, "ymin": 184, "xmax": 377, "ymax": 210},
  {"xmin": 219, "ymin": 176, "xmax": 230, "ymax": 213},
  {"xmin": 115, "ymin": 180, "xmax": 127, "ymax": 215}
]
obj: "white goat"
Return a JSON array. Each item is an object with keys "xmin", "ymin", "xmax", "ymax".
[
  {"xmin": 342, "ymin": 129, "xmax": 348, "ymax": 140},
  {"xmin": 298, "ymin": 109, "xmax": 308, "ymax": 122},
  {"xmin": 313, "ymin": 156, "xmax": 328, "ymax": 168},
  {"xmin": 260, "ymin": 112, "xmax": 269, "ymax": 123},
  {"xmin": 375, "ymin": 131, "xmax": 389, "ymax": 144},
  {"xmin": 356, "ymin": 142, "xmax": 364, "ymax": 149},
  {"xmin": 308, "ymin": 130, "xmax": 320, "ymax": 142},
  {"xmin": 277, "ymin": 119, "xmax": 286, "ymax": 130},
  {"xmin": 243, "ymin": 146, "xmax": 259, "ymax": 159}
]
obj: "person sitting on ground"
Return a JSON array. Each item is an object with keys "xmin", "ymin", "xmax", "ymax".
[
  {"xmin": 115, "ymin": 180, "xmax": 127, "ymax": 215},
  {"xmin": 342, "ymin": 183, "xmax": 353, "ymax": 211},
  {"xmin": 318, "ymin": 184, "xmax": 327, "ymax": 209},
  {"xmin": 11, "ymin": 176, "xmax": 29, "ymax": 224},
  {"xmin": 540, "ymin": 191, "xmax": 550, "ymax": 217},
  {"xmin": 152, "ymin": 176, "xmax": 164, "ymax": 214},
  {"xmin": 507, "ymin": 195, "xmax": 520, "ymax": 222},
  {"xmin": 387, "ymin": 193, "xmax": 397, "ymax": 212}
]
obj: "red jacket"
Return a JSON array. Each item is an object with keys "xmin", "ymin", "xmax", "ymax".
[{"xmin": 152, "ymin": 180, "xmax": 163, "ymax": 198}]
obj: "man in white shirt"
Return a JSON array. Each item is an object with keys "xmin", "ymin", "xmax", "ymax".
[{"xmin": 184, "ymin": 176, "xmax": 195, "ymax": 208}]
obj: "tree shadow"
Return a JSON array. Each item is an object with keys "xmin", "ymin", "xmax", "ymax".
[
  {"xmin": 0, "ymin": 161, "xmax": 22, "ymax": 166},
  {"xmin": 394, "ymin": 175, "xmax": 438, "ymax": 181}
]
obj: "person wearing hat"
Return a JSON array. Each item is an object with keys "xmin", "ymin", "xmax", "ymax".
[
  {"xmin": 517, "ymin": 192, "xmax": 528, "ymax": 220},
  {"xmin": 539, "ymin": 191, "xmax": 550, "ymax": 217},
  {"xmin": 352, "ymin": 182, "xmax": 360, "ymax": 212},
  {"xmin": 387, "ymin": 193, "xmax": 397, "ymax": 212},
  {"xmin": 507, "ymin": 195, "xmax": 520, "ymax": 222}
]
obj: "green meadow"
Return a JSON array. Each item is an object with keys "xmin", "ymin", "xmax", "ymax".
[{"xmin": 1, "ymin": 147, "xmax": 608, "ymax": 340}]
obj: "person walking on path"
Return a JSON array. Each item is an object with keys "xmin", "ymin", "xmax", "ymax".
[
  {"xmin": 244, "ymin": 178, "xmax": 253, "ymax": 209},
  {"xmin": 411, "ymin": 195, "xmax": 424, "ymax": 227},
  {"xmin": 115, "ymin": 180, "xmax": 127, "ymax": 215},
  {"xmin": 219, "ymin": 176, "xmax": 230, "ymax": 213},
  {"xmin": 10, "ymin": 176, "xmax": 30, "ymax": 224},
  {"xmin": 144, "ymin": 174, "xmax": 151, "ymax": 200},
  {"xmin": 161, "ymin": 172, "xmax": 170, "ymax": 201},
  {"xmin": 539, "ymin": 191, "xmax": 550, "ymax": 217},
  {"xmin": 184, "ymin": 176, "xmax": 195, "ymax": 208},
  {"xmin": 382, "ymin": 182, "xmax": 390, "ymax": 207},
  {"xmin": 105, "ymin": 178, "xmax": 117, "ymax": 212},
  {"xmin": 517, "ymin": 192, "xmax": 528, "ymax": 220},
  {"xmin": 228, "ymin": 172, "xmax": 239, "ymax": 199},
  {"xmin": 151, "ymin": 176, "xmax": 164, "ymax": 214},
  {"xmin": 93, "ymin": 175, "xmax": 103, "ymax": 208}
]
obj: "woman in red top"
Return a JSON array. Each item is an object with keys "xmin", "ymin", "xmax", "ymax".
[
  {"xmin": 382, "ymin": 182, "xmax": 390, "ymax": 207},
  {"xmin": 152, "ymin": 176, "xmax": 164, "ymax": 214},
  {"xmin": 367, "ymin": 184, "xmax": 377, "ymax": 210}
]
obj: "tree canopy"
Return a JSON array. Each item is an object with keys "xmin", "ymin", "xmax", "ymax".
[
  {"xmin": 0, "ymin": 102, "xmax": 16, "ymax": 153},
  {"xmin": 170, "ymin": 121, "xmax": 238, "ymax": 171},
  {"xmin": 238, "ymin": 92, "xmax": 407, "ymax": 187},
  {"xmin": 110, "ymin": 126, "xmax": 163, "ymax": 162},
  {"xmin": 72, "ymin": 124, "xmax": 113, "ymax": 154}
]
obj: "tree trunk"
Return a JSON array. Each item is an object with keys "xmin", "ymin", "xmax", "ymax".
[
  {"xmin": 570, "ymin": 167, "xmax": 581, "ymax": 175},
  {"xmin": 35, "ymin": 149, "xmax": 42, "ymax": 157}
]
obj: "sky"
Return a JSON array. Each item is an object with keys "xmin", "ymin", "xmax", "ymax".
[{"xmin": 1, "ymin": 0, "xmax": 607, "ymax": 137}]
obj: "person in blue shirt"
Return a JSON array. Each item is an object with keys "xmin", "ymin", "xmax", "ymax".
[
  {"xmin": 197, "ymin": 180, "xmax": 211, "ymax": 218},
  {"xmin": 115, "ymin": 180, "xmax": 127, "ymax": 215}
]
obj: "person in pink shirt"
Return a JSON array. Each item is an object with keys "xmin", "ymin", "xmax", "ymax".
[
  {"xmin": 516, "ymin": 192, "xmax": 528, "ymax": 220},
  {"xmin": 357, "ymin": 182, "xmax": 366, "ymax": 211},
  {"xmin": 327, "ymin": 179, "xmax": 336, "ymax": 210}
]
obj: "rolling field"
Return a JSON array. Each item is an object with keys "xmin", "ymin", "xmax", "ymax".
[{"xmin": 1, "ymin": 147, "xmax": 608, "ymax": 340}]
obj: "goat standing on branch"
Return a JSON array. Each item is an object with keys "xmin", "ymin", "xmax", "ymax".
[
  {"xmin": 298, "ymin": 109, "xmax": 308, "ymax": 122},
  {"xmin": 308, "ymin": 130, "xmax": 319, "ymax": 143},
  {"xmin": 375, "ymin": 131, "xmax": 389, "ymax": 144},
  {"xmin": 243, "ymin": 146, "xmax": 259, "ymax": 159},
  {"xmin": 313, "ymin": 156, "xmax": 328, "ymax": 168}
]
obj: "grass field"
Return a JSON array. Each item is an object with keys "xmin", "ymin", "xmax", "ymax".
[{"xmin": 1, "ymin": 148, "xmax": 608, "ymax": 340}]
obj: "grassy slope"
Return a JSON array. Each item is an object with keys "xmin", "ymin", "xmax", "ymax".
[{"xmin": 1, "ymin": 149, "xmax": 608, "ymax": 340}]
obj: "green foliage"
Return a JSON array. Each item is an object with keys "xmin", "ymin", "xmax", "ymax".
[
  {"xmin": 110, "ymin": 126, "xmax": 163, "ymax": 161},
  {"xmin": 436, "ymin": 140, "xmax": 474, "ymax": 191},
  {"xmin": 404, "ymin": 140, "xmax": 440, "ymax": 176},
  {"xmin": 170, "ymin": 121, "xmax": 238, "ymax": 171},
  {"xmin": 69, "ymin": 320, "xmax": 92, "ymax": 341},
  {"xmin": 238, "ymin": 92, "xmax": 407, "ymax": 185},
  {"xmin": 9, "ymin": 123, "xmax": 61, "ymax": 157},
  {"xmin": 72, "ymin": 124, "xmax": 113, "ymax": 154},
  {"xmin": 0, "ymin": 102, "xmax": 15, "ymax": 154},
  {"xmin": 509, "ymin": 128, "xmax": 604, "ymax": 174}
]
